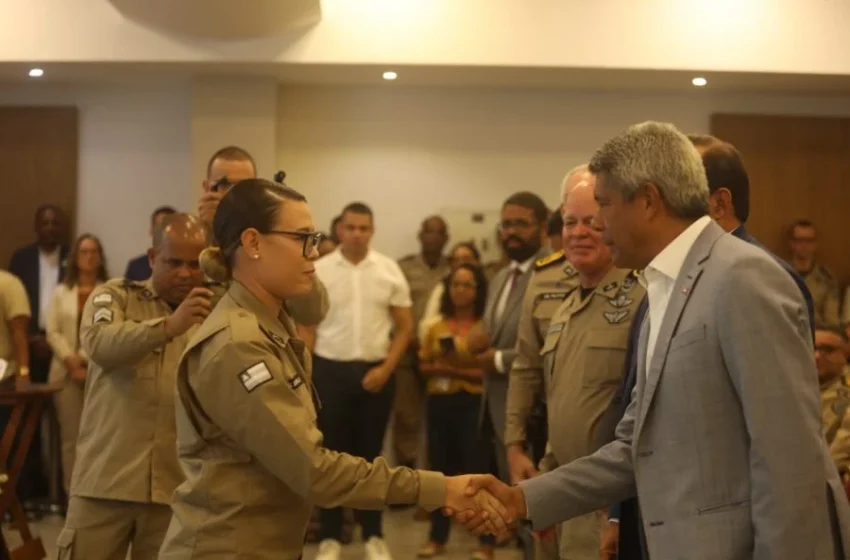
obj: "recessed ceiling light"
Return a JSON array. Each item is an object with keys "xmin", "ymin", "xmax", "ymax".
[
  {"xmin": 382, "ymin": 71, "xmax": 398, "ymax": 81},
  {"xmin": 692, "ymin": 76, "xmax": 707, "ymax": 87},
  {"xmin": 29, "ymin": 68, "xmax": 44, "ymax": 78}
]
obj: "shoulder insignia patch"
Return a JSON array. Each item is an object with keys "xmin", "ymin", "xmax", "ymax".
[
  {"xmin": 139, "ymin": 288, "xmax": 155, "ymax": 300},
  {"xmin": 93, "ymin": 308, "xmax": 113, "ymax": 324},
  {"xmin": 608, "ymin": 294, "xmax": 633, "ymax": 309},
  {"xmin": 239, "ymin": 362, "xmax": 273, "ymax": 393},
  {"xmin": 535, "ymin": 251, "xmax": 566, "ymax": 270},
  {"xmin": 604, "ymin": 310, "xmax": 629, "ymax": 324},
  {"xmin": 92, "ymin": 293, "xmax": 113, "ymax": 306},
  {"xmin": 622, "ymin": 275, "xmax": 637, "ymax": 293}
]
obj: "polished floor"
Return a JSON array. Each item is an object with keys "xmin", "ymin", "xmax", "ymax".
[{"xmin": 3, "ymin": 508, "xmax": 524, "ymax": 559}]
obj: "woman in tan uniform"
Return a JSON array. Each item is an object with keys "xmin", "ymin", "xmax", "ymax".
[{"xmin": 158, "ymin": 179, "xmax": 508, "ymax": 559}]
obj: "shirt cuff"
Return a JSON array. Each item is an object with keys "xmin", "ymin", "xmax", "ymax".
[{"xmin": 494, "ymin": 350, "xmax": 505, "ymax": 374}]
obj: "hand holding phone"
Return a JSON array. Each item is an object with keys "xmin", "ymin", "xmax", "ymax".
[{"xmin": 438, "ymin": 334, "xmax": 456, "ymax": 355}]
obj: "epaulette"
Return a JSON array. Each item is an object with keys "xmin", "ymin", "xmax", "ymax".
[
  {"xmin": 535, "ymin": 251, "xmax": 565, "ymax": 271},
  {"xmin": 122, "ymin": 278, "xmax": 146, "ymax": 289}
]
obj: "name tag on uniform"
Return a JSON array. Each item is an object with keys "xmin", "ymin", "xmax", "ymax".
[
  {"xmin": 92, "ymin": 293, "xmax": 112, "ymax": 306},
  {"xmin": 539, "ymin": 292, "xmax": 567, "ymax": 301},
  {"xmin": 239, "ymin": 362, "xmax": 273, "ymax": 393}
]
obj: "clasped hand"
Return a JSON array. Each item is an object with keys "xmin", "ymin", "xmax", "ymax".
[{"xmin": 444, "ymin": 475, "xmax": 527, "ymax": 538}]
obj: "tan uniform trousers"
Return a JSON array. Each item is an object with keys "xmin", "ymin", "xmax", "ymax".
[
  {"xmin": 392, "ymin": 361, "xmax": 424, "ymax": 465},
  {"xmin": 57, "ymin": 496, "xmax": 172, "ymax": 560},
  {"xmin": 54, "ymin": 380, "xmax": 85, "ymax": 494}
]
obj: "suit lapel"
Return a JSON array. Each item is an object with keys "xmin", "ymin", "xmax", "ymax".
[
  {"xmin": 490, "ymin": 249, "xmax": 547, "ymax": 341},
  {"xmin": 636, "ymin": 223, "xmax": 724, "ymax": 435}
]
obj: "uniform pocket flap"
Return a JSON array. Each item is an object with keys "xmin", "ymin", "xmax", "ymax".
[{"xmin": 586, "ymin": 328, "xmax": 628, "ymax": 350}]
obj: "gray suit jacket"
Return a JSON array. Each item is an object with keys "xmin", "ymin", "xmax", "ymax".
[
  {"xmin": 481, "ymin": 250, "xmax": 547, "ymax": 442},
  {"xmin": 520, "ymin": 221, "xmax": 850, "ymax": 560}
]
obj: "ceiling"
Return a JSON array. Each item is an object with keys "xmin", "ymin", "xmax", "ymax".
[{"xmin": 2, "ymin": 62, "xmax": 850, "ymax": 95}]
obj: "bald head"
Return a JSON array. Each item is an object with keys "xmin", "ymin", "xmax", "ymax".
[
  {"xmin": 153, "ymin": 213, "xmax": 208, "ymax": 250},
  {"xmin": 149, "ymin": 213, "xmax": 208, "ymax": 305},
  {"xmin": 419, "ymin": 215, "xmax": 449, "ymax": 256},
  {"xmin": 560, "ymin": 163, "xmax": 591, "ymax": 201}
]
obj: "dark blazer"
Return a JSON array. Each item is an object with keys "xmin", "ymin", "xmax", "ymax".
[
  {"xmin": 8, "ymin": 243, "xmax": 68, "ymax": 335},
  {"xmin": 732, "ymin": 226, "xmax": 815, "ymax": 334},
  {"xmin": 609, "ymin": 297, "xmax": 648, "ymax": 560},
  {"xmin": 124, "ymin": 254, "xmax": 152, "ymax": 282}
]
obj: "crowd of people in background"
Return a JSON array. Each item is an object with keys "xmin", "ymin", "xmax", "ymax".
[{"xmin": 0, "ymin": 127, "xmax": 849, "ymax": 559}]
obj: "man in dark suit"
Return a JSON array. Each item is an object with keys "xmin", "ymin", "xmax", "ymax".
[
  {"xmin": 7, "ymin": 204, "xmax": 69, "ymax": 507},
  {"xmin": 124, "ymin": 205, "xmax": 177, "ymax": 281},
  {"xmin": 603, "ymin": 134, "xmax": 818, "ymax": 560},
  {"xmin": 468, "ymin": 192, "xmax": 549, "ymax": 560},
  {"xmin": 688, "ymin": 134, "xmax": 815, "ymax": 330}
]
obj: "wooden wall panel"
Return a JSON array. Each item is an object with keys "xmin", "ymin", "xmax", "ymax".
[
  {"xmin": 0, "ymin": 107, "xmax": 78, "ymax": 268},
  {"xmin": 711, "ymin": 113, "xmax": 850, "ymax": 283}
]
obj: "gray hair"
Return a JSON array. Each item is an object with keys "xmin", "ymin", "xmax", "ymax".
[
  {"xmin": 559, "ymin": 163, "xmax": 590, "ymax": 199},
  {"xmin": 588, "ymin": 121, "xmax": 709, "ymax": 219}
]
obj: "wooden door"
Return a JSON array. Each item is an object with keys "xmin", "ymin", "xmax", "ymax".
[
  {"xmin": 711, "ymin": 113, "xmax": 850, "ymax": 283},
  {"xmin": 0, "ymin": 107, "xmax": 78, "ymax": 268}
]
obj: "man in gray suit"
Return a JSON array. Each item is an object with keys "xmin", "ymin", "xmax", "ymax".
[
  {"xmin": 456, "ymin": 122, "xmax": 850, "ymax": 560},
  {"xmin": 470, "ymin": 192, "xmax": 550, "ymax": 483}
]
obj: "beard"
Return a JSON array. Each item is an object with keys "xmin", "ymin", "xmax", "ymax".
[{"xmin": 502, "ymin": 236, "xmax": 539, "ymax": 263}]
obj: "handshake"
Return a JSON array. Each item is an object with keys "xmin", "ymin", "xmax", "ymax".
[{"xmin": 442, "ymin": 474, "xmax": 528, "ymax": 538}]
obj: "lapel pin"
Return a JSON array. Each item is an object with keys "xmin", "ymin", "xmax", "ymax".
[{"xmin": 680, "ymin": 286, "xmax": 689, "ymax": 295}]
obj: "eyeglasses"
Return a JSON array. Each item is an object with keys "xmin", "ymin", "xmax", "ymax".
[
  {"xmin": 499, "ymin": 219, "xmax": 537, "ymax": 232},
  {"xmin": 266, "ymin": 230, "xmax": 325, "ymax": 258}
]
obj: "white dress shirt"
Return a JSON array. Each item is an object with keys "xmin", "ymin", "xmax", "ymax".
[
  {"xmin": 38, "ymin": 248, "xmax": 61, "ymax": 330},
  {"xmin": 640, "ymin": 215, "xmax": 712, "ymax": 377},
  {"xmin": 493, "ymin": 257, "xmax": 534, "ymax": 373},
  {"xmin": 314, "ymin": 249, "xmax": 412, "ymax": 363}
]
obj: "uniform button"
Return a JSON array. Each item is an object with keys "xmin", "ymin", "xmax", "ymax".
[{"xmin": 637, "ymin": 450, "xmax": 653, "ymax": 458}]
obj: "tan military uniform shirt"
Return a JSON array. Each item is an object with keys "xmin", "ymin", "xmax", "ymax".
[
  {"xmin": 398, "ymin": 254, "xmax": 449, "ymax": 328},
  {"xmin": 159, "ymin": 281, "xmax": 446, "ymax": 559},
  {"xmin": 539, "ymin": 267, "xmax": 644, "ymax": 466},
  {"xmin": 822, "ymin": 375, "xmax": 850, "ymax": 476},
  {"xmin": 802, "ymin": 263, "xmax": 840, "ymax": 326},
  {"xmin": 504, "ymin": 251, "xmax": 578, "ymax": 446},
  {"xmin": 71, "ymin": 278, "xmax": 224, "ymax": 505},
  {"xmin": 0, "ymin": 270, "xmax": 30, "ymax": 374}
]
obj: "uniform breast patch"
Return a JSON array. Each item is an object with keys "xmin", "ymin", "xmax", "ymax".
[
  {"xmin": 93, "ymin": 308, "xmax": 113, "ymax": 324},
  {"xmin": 608, "ymin": 294, "xmax": 633, "ymax": 309},
  {"xmin": 604, "ymin": 310, "xmax": 629, "ymax": 324},
  {"xmin": 239, "ymin": 362, "xmax": 273, "ymax": 393},
  {"xmin": 92, "ymin": 293, "xmax": 113, "ymax": 306}
]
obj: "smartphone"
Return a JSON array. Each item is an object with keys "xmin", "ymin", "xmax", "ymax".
[{"xmin": 438, "ymin": 335, "xmax": 456, "ymax": 355}]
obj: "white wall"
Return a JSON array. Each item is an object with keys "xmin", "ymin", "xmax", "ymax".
[
  {"xmin": 0, "ymin": 82, "xmax": 194, "ymax": 276},
  {"xmin": 277, "ymin": 85, "xmax": 850, "ymax": 259},
  {"xmin": 191, "ymin": 79, "xmax": 279, "ymax": 203},
  {"xmin": 4, "ymin": 0, "xmax": 850, "ymax": 76}
]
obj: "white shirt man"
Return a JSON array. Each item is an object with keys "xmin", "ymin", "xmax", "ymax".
[{"xmin": 311, "ymin": 203, "xmax": 414, "ymax": 560}]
